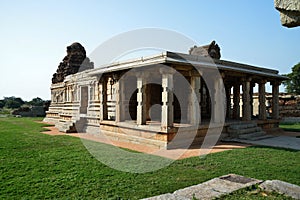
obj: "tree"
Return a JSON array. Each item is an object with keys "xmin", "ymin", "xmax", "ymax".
[
  {"xmin": 28, "ymin": 97, "xmax": 44, "ymax": 106},
  {"xmin": 3, "ymin": 96, "xmax": 25, "ymax": 109},
  {"xmin": 0, "ymin": 100, "xmax": 4, "ymax": 109},
  {"xmin": 283, "ymin": 62, "xmax": 300, "ymax": 94}
]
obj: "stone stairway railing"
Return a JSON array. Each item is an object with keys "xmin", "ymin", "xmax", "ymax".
[{"xmin": 56, "ymin": 117, "xmax": 87, "ymax": 133}]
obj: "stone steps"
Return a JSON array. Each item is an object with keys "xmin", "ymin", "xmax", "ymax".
[
  {"xmin": 238, "ymin": 131, "xmax": 266, "ymax": 140},
  {"xmin": 248, "ymin": 135, "xmax": 274, "ymax": 141},
  {"xmin": 56, "ymin": 121, "xmax": 76, "ymax": 133},
  {"xmin": 56, "ymin": 117, "xmax": 88, "ymax": 133},
  {"xmin": 75, "ymin": 118, "xmax": 88, "ymax": 133},
  {"xmin": 226, "ymin": 122, "xmax": 270, "ymax": 141},
  {"xmin": 230, "ymin": 123, "xmax": 257, "ymax": 130},
  {"xmin": 228, "ymin": 127, "xmax": 262, "ymax": 136},
  {"xmin": 100, "ymin": 129, "xmax": 167, "ymax": 149}
]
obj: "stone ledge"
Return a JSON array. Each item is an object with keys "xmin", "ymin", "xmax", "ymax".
[{"xmin": 142, "ymin": 174, "xmax": 261, "ymax": 200}]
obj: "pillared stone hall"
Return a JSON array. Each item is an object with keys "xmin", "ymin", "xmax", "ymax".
[{"xmin": 44, "ymin": 42, "xmax": 287, "ymax": 149}]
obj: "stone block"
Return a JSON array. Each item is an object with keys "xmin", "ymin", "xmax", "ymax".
[
  {"xmin": 260, "ymin": 180, "xmax": 300, "ymax": 199},
  {"xmin": 142, "ymin": 193, "xmax": 190, "ymax": 200}
]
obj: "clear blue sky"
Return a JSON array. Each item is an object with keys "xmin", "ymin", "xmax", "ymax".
[{"xmin": 1, "ymin": 0, "xmax": 299, "ymax": 100}]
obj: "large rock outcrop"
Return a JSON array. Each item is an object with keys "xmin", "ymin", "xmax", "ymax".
[
  {"xmin": 275, "ymin": 0, "xmax": 300, "ymax": 28},
  {"xmin": 52, "ymin": 42, "xmax": 94, "ymax": 84}
]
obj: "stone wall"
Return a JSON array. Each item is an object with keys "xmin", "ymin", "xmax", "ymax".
[{"xmin": 279, "ymin": 95, "xmax": 300, "ymax": 120}]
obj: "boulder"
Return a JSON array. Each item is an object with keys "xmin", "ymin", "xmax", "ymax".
[
  {"xmin": 260, "ymin": 180, "xmax": 300, "ymax": 199},
  {"xmin": 275, "ymin": 0, "xmax": 300, "ymax": 28}
]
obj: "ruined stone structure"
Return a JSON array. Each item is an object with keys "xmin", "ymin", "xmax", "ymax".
[
  {"xmin": 275, "ymin": 0, "xmax": 300, "ymax": 28},
  {"xmin": 279, "ymin": 94, "xmax": 300, "ymax": 123},
  {"xmin": 189, "ymin": 40, "xmax": 221, "ymax": 59},
  {"xmin": 44, "ymin": 42, "xmax": 287, "ymax": 149}
]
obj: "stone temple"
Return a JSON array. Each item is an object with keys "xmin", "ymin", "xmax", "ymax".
[{"xmin": 44, "ymin": 42, "xmax": 287, "ymax": 149}]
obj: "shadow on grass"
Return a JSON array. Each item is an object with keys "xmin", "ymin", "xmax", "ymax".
[
  {"xmin": 281, "ymin": 128, "xmax": 300, "ymax": 132},
  {"xmin": 247, "ymin": 145, "xmax": 299, "ymax": 152}
]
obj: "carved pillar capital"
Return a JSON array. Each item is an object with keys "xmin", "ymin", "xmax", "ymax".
[
  {"xmin": 241, "ymin": 76, "xmax": 252, "ymax": 83},
  {"xmin": 258, "ymin": 79, "xmax": 267, "ymax": 85},
  {"xmin": 159, "ymin": 67, "xmax": 176, "ymax": 75}
]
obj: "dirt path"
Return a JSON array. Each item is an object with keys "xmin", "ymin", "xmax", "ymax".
[{"xmin": 40, "ymin": 122, "xmax": 250, "ymax": 159}]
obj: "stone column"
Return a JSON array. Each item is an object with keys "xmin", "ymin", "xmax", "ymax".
[
  {"xmin": 233, "ymin": 83, "xmax": 240, "ymax": 120},
  {"xmin": 225, "ymin": 84, "xmax": 232, "ymax": 119},
  {"xmin": 115, "ymin": 76, "xmax": 125, "ymax": 122},
  {"xmin": 201, "ymin": 80, "xmax": 207, "ymax": 110},
  {"xmin": 242, "ymin": 77, "xmax": 252, "ymax": 121},
  {"xmin": 161, "ymin": 71, "xmax": 174, "ymax": 130},
  {"xmin": 94, "ymin": 81, "xmax": 99, "ymax": 101},
  {"xmin": 258, "ymin": 80, "xmax": 267, "ymax": 120},
  {"xmin": 136, "ymin": 73, "xmax": 147, "ymax": 125},
  {"xmin": 272, "ymin": 81, "xmax": 280, "ymax": 119},
  {"xmin": 145, "ymin": 84, "xmax": 151, "ymax": 121},
  {"xmin": 63, "ymin": 88, "xmax": 66, "ymax": 103},
  {"xmin": 250, "ymin": 82, "xmax": 255, "ymax": 118},
  {"xmin": 76, "ymin": 86, "xmax": 80, "ymax": 102},
  {"xmin": 99, "ymin": 78, "xmax": 108, "ymax": 121},
  {"xmin": 212, "ymin": 76, "xmax": 226, "ymax": 123},
  {"xmin": 70, "ymin": 85, "xmax": 74, "ymax": 102},
  {"xmin": 188, "ymin": 75, "xmax": 201, "ymax": 125}
]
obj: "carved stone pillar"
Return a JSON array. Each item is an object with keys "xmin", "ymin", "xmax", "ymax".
[
  {"xmin": 258, "ymin": 80, "xmax": 267, "ymax": 120},
  {"xmin": 65, "ymin": 86, "xmax": 69, "ymax": 102},
  {"xmin": 250, "ymin": 82, "xmax": 255, "ymax": 118},
  {"xmin": 272, "ymin": 81, "xmax": 280, "ymax": 119},
  {"xmin": 201, "ymin": 80, "xmax": 207, "ymax": 113},
  {"xmin": 225, "ymin": 84, "xmax": 232, "ymax": 119},
  {"xmin": 233, "ymin": 83, "xmax": 240, "ymax": 120},
  {"xmin": 242, "ymin": 77, "xmax": 252, "ymax": 121},
  {"xmin": 99, "ymin": 78, "xmax": 108, "ymax": 121},
  {"xmin": 212, "ymin": 76, "xmax": 226, "ymax": 123},
  {"xmin": 161, "ymin": 71, "xmax": 174, "ymax": 130},
  {"xmin": 63, "ymin": 88, "xmax": 66, "ymax": 103},
  {"xmin": 188, "ymin": 75, "xmax": 201, "ymax": 125},
  {"xmin": 115, "ymin": 76, "xmax": 125, "ymax": 122},
  {"xmin": 70, "ymin": 85, "xmax": 75, "ymax": 102},
  {"xmin": 94, "ymin": 81, "xmax": 99, "ymax": 101},
  {"xmin": 136, "ymin": 74, "xmax": 147, "ymax": 125}
]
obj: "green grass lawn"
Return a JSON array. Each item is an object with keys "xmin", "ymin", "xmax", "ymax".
[
  {"xmin": 0, "ymin": 117, "xmax": 299, "ymax": 199},
  {"xmin": 279, "ymin": 123, "xmax": 300, "ymax": 132}
]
